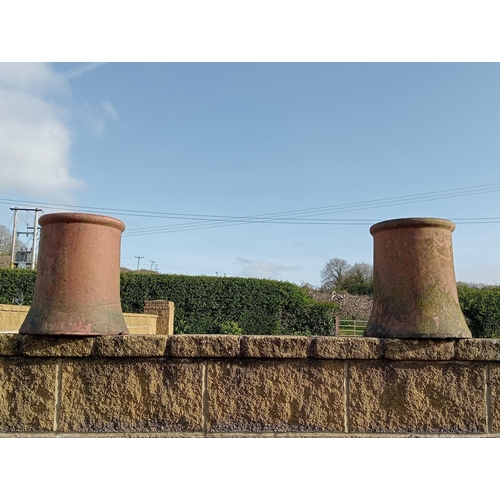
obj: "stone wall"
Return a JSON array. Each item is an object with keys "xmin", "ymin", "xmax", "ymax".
[
  {"xmin": 0, "ymin": 304, "xmax": 159, "ymax": 335},
  {"xmin": 1, "ymin": 333, "xmax": 499, "ymax": 437}
]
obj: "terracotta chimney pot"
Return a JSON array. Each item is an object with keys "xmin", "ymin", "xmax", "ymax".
[
  {"xmin": 19, "ymin": 212, "xmax": 129, "ymax": 336},
  {"xmin": 364, "ymin": 217, "xmax": 471, "ymax": 339}
]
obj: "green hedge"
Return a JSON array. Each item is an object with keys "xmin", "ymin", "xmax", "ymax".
[
  {"xmin": 120, "ymin": 273, "xmax": 337, "ymax": 335},
  {"xmin": 457, "ymin": 283, "xmax": 500, "ymax": 338},
  {"xmin": 0, "ymin": 269, "xmax": 337, "ymax": 336},
  {"xmin": 3, "ymin": 270, "xmax": 500, "ymax": 338},
  {"xmin": 0, "ymin": 269, "xmax": 36, "ymax": 305}
]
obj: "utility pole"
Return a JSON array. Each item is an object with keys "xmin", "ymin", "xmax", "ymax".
[
  {"xmin": 32, "ymin": 209, "xmax": 42, "ymax": 270},
  {"xmin": 150, "ymin": 260, "xmax": 155, "ymax": 271},
  {"xmin": 135, "ymin": 256, "xmax": 144, "ymax": 271},
  {"xmin": 10, "ymin": 208, "xmax": 18, "ymax": 268},
  {"xmin": 9, "ymin": 207, "xmax": 43, "ymax": 269}
]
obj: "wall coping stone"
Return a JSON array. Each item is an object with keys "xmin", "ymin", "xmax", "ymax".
[
  {"xmin": 169, "ymin": 334, "xmax": 240, "ymax": 358},
  {"xmin": 19, "ymin": 334, "xmax": 95, "ymax": 357},
  {"xmin": 1, "ymin": 333, "xmax": 500, "ymax": 360},
  {"xmin": 94, "ymin": 335, "xmax": 168, "ymax": 357},
  {"xmin": 241, "ymin": 336, "xmax": 311, "ymax": 358},
  {"xmin": 455, "ymin": 338, "xmax": 500, "ymax": 361}
]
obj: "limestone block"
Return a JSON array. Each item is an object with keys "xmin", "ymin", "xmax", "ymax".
[
  {"xmin": 206, "ymin": 359, "xmax": 345, "ymax": 433},
  {"xmin": 169, "ymin": 334, "xmax": 240, "ymax": 358},
  {"xmin": 19, "ymin": 334, "xmax": 95, "ymax": 357},
  {"xmin": 59, "ymin": 359, "xmax": 203, "ymax": 432},
  {"xmin": 123, "ymin": 313, "xmax": 158, "ymax": 335},
  {"xmin": 455, "ymin": 339, "xmax": 500, "ymax": 361},
  {"xmin": 0, "ymin": 359, "xmax": 56, "ymax": 431},
  {"xmin": 383, "ymin": 339, "xmax": 454, "ymax": 360},
  {"xmin": 241, "ymin": 336, "xmax": 311, "ymax": 358},
  {"xmin": 349, "ymin": 361, "xmax": 486, "ymax": 433},
  {"xmin": 488, "ymin": 365, "xmax": 500, "ymax": 433},
  {"xmin": 94, "ymin": 335, "xmax": 168, "ymax": 357},
  {"xmin": 144, "ymin": 300, "xmax": 175, "ymax": 336},
  {"xmin": 314, "ymin": 337, "xmax": 382, "ymax": 359},
  {"xmin": 0, "ymin": 307, "xmax": 28, "ymax": 332},
  {"xmin": 0, "ymin": 333, "xmax": 18, "ymax": 356}
]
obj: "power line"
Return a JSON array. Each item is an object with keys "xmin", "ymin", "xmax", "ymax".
[
  {"xmin": 2, "ymin": 181, "xmax": 500, "ymax": 238},
  {"xmin": 2, "ymin": 182, "xmax": 500, "ymax": 222},
  {"xmin": 122, "ymin": 260, "xmax": 218, "ymax": 274},
  {"xmin": 125, "ymin": 214, "xmax": 500, "ymax": 237},
  {"xmin": 125, "ymin": 184, "xmax": 500, "ymax": 236},
  {"xmin": 109, "ymin": 183, "xmax": 500, "ymax": 234}
]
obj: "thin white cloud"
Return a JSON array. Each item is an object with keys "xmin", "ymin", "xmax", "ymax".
[
  {"xmin": 292, "ymin": 241, "xmax": 314, "ymax": 249},
  {"xmin": 78, "ymin": 100, "xmax": 118, "ymax": 138},
  {"xmin": 237, "ymin": 257, "xmax": 301, "ymax": 279},
  {"xmin": 101, "ymin": 100, "xmax": 118, "ymax": 121},
  {"xmin": 339, "ymin": 242, "xmax": 357, "ymax": 249},
  {"xmin": 0, "ymin": 62, "xmax": 69, "ymax": 95},
  {"xmin": 0, "ymin": 62, "xmax": 116, "ymax": 201},
  {"xmin": 61, "ymin": 62, "xmax": 107, "ymax": 81},
  {"xmin": 0, "ymin": 63, "xmax": 85, "ymax": 201}
]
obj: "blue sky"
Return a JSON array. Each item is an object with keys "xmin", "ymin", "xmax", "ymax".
[{"xmin": 1, "ymin": 62, "xmax": 500, "ymax": 285}]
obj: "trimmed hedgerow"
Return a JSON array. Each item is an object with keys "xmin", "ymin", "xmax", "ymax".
[
  {"xmin": 5, "ymin": 270, "xmax": 500, "ymax": 338},
  {"xmin": 457, "ymin": 283, "xmax": 500, "ymax": 338},
  {"xmin": 0, "ymin": 269, "xmax": 37, "ymax": 305},
  {"xmin": 0, "ymin": 269, "xmax": 337, "ymax": 336},
  {"xmin": 120, "ymin": 273, "xmax": 338, "ymax": 335}
]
